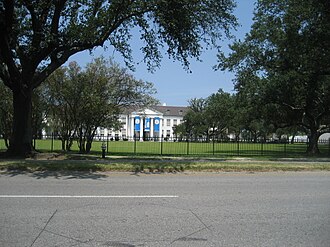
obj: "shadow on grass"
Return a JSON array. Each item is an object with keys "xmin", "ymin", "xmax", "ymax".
[
  {"xmin": 0, "ymin": 159, "xmax": 110, "ymax": 180},
  {"xmin": 2, "ymin": 169, "xmax": 108, "ymax": 180},
  {"xmin": 1, "ymin": 150, "xmax": 329, "ymax": 177}
]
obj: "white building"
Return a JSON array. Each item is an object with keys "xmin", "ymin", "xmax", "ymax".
[{"xmin": 97, "ymin": 105, "xmax": 188, "ymax": 140}]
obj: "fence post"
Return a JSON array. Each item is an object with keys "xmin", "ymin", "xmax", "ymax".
[
  {"xmin": 106, "ymin": 134, "xmax": 109, "ymax": 154},
  {"xmin": 51, "ymin": 132, "xmax": 54, "ymax": 152},
  {"xmin": 212, "ymin": 135, "xmax": 215, "ymax": 155},
  {"xmin": 261, "ymin": 141, "xmax": 264, "ymax": 156},
  {"xmin": 187, "ymin": 137, "xmax": 190, "ymax": 155},
  {"xmin": 33, "ymin": 136, "xmax": 36, "ymax": 150},
  {"xmin": 237, "ymin": 136, "xmax": 240, "ymax": 156},
  {"xmin": 134, "ymin": 134, "xmax": 137, "ymax": 155},
  {"xmin": 328, "ymin": 138, "xmax": 330, "ymax": 156},
  {"xmin": 160, "ymin": 135, "xmax": 163, "ymax": 155},
  {"xmin": 284, "ymin": 139, "xmax": 287, "ymax": 156}
]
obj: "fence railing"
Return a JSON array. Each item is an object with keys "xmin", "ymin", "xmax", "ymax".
[{"xmin": 1, "ymin": 135, "xmax": 330, "ymax": 157}]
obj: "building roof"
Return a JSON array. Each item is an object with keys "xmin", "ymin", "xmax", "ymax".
[
  {"xmin": 151, "ymin": 105, "xmax": 188, "ymax": 117},
  {"xmin": 121, "ymin": 105, "xmax": 188, "ymax": 117}
]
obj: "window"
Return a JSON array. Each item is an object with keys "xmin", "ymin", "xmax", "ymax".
[
  {"xmin": 166, "ymin": 119, "xmax": 171, "ymax": 127},
  {"xmin": 120, "ymin": 117, "xmax": 126, "ymax": 125},
  {"xmin": 173, "ymin": 119, "xmax": 177, "ymax": 126}
]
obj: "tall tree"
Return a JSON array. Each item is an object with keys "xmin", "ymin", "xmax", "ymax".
[
  {"xmin": 183, "ymin": 90, "xmax": 236, "ymax": 141},
  {"xmin": 44, "ymin": 63, "xmax": 82, "ymax": 151},
  {"xmin": 218, "ymin": 0, "xmax": 330, "ymax": 154},
  {"xmin": 0, "ymin": 82, "xmax": 13, "ymax": 148},
  {"xmin": 0, "ymin": 0, "xmax": 237, "ymax": 156},
  {"xmin": 205, "ymin": 89, "xmax": 235, "ymax": 140},
  {"xmin": 45, "ymin": 58, "xmax": 157, "ymax": 153},
  {"xmin": 183, "ymin": 98, "xmax": 208, "ymax": 140},
  {"xmin": 233, "ymin": 86, "xmax": 276, "ymax": 142},
  {"xmin": 75, "ymin": 58, "xmax": 158, "ymax": 153},
  {"xmin": 0, "ymin": 81, "xmax": 47, "ymax": 148}
]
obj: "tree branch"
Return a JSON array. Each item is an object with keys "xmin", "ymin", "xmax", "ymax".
[
  {"xmin": 22, "ymin": 0, "xmax": 41, "ymax": 51},
  {"xmin": 281, "ymin": 102, "xmax": 304, "ymax": 111},
  {"xmin": 0, "ymin": 65, "xmax": 12, "ymax": 88},
  {"xmin": 0, "ymin": 0, "xmax": 19, "ymax": 85},
  {"xmin": 31, "ymin": 1, "xmax": 151, "ymax": 88}
]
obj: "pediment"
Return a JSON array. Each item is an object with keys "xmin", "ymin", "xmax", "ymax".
[{"xmin": 131, "ymin": 108, "xmax": 163, "ymax": 117}]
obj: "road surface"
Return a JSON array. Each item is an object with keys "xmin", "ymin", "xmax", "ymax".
[{"xmin": 0, "ymin": 171, "xmax": 329, "ymax": 246}]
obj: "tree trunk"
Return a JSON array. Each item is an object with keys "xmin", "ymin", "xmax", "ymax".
[
  {"xmin": 7, "ymin": 88, "xmax": 35, "ymax": 157},
  {"xmin": 4, "ymin": 138, "xmax": 9, "ymax": 149},
  {"xmin": 78, "ymin": 128, "xmax": 86, "ymax": 153},
  {"xmin": 307, "ymin": 129, "xmax": 320, "ymax": 155},
  {"xmin": 86, "ymin": 141, "xmax": 92, "ymax": 153},
  {"xmin": 61, "ymin": 138, "xmax": 66, "ymax": 151},
  {"xmin": 66, "ymin": 138, "xmax": 73, "ymax": 151}
]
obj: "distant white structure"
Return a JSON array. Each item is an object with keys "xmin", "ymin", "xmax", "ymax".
[
  {"xmin": 319, "ymin": 133, "xmax": 330, "ymax": 141},
  {"xmin": 289, "ymin": 133, "xmax": 330, "ymax": 142},
  {"xmin": 96, "ymin": 105, "xmax": 188, "ymax": 140},
  {"xmin": 291, "ymin": 135, "xmax": 308, "ymax": 142}
]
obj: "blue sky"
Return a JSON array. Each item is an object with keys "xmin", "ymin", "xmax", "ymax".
[{"xmin": 68, "ymin": 0, "xmax": 255, "ymax": 106}]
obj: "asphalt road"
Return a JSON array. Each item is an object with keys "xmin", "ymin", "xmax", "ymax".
[{"xmin": 0, "ymin": 171, "xmax": 329, "ymax": 247}]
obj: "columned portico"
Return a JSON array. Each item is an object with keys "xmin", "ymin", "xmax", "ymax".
[
  {"xmin": 100, "ymin": 106, "xmax": 187, "ymax": 141},
  {"xmin": 130, "ymin": 109, "xmax": 163, "ymax": 141}
]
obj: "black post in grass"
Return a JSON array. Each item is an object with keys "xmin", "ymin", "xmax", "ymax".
[
  {"xmin": 101, "ymin": 142, "xmax": 106, "ymax": 158},
  {"xmin": 160, "ymin": 135, "xmax": 163, "ymax": 155},
  {"xmin": 106, "ymin": 134, "xmax": 109, "ymax": 154},
  {"xmin": 237, "ymin": 135, "xmax": 240, "ymax": 156},
  {"xmin": 51, "ymin": 132, "xmax": 54, "ymax": 152}
]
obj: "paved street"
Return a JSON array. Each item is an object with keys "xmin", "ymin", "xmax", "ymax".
[{"xmin": 0, "ymin": 171, "xmax": 329, "ymax": 247}]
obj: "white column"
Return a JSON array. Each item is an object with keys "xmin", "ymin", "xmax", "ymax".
[
  {"xmin": 130, "ymin": 116, "xmax": 134, "ymax": 139},
  {"xmin": 150, "ymin": 118, "xmax": 154, "ymax": 139},
  {"xmin": 159, "ymin": 118, "xmax": 163, "ymax": 140},
  {"xmin": 140, "ymin": 117, "xmax": 143, "ymax": 141}
]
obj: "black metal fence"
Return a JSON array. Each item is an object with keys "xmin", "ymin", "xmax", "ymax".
[{"xmin": 2, "ymin": 135, "xmax": 329, "ymax": 157}]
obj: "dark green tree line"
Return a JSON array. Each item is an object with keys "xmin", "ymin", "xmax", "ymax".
[
  {"xmin": 179, "ymin": 90, "xmax": 236, "ymax": 141},
  {"xmin": 45, "ymin": 58, "xmax": 158, "ymax": 153},
  {"xmin": 218, "ymin": 0, "xmax": 330, "ymax": 154}
]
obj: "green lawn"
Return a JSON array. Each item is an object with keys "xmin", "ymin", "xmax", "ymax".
[{"xmin": 1, "ymin": 138, "xmax": 328, "ymax": 157}]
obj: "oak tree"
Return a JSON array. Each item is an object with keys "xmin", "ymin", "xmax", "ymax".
[
  {"xmin": 45, "ymin": 58, "xmax": 157, "ymax": 153},
  {"xmin": 218, "ymin": 0, "xmax": 330, "ymax": 154},
  {"xmin": 0, "ymin": 0, "xmax": 237, "ymax": 156}
]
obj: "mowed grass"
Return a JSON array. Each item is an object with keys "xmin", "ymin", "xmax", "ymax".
[
  {"xmin": 33, "ymin": 139, "xmax": 329, "ymax": 157},
  {"xmin": 1, "ymin": 138, "xmax": 329, "ymax": 173},
  {"xmin": 1, "ymin": 138, "xmax": 329, "ymax": 157},
  {"xmin": 1, "ymin": 138, "xmax": 329, "ymax": 172}
]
